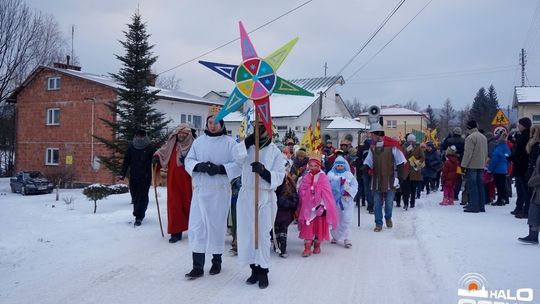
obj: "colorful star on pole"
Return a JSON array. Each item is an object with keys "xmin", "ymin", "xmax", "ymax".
[{"xmin": 199, "ymin": 21, "xmax": 314, "ymax": 137}]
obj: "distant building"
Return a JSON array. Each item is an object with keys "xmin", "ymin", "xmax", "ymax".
[
  {"xmin": 513, "ymin": 86, "xmax": 540, "ymax": 124},
  {"xmin": 357, "ymin": 107, "xmax": 429, "ymax": 141},
  {"xmin": 7, "ymin": 64, "xmax": 221, "ymax": 185}
]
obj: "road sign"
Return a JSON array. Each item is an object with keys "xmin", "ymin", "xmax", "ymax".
[
  {"xmin": 492, "ymin": 125, "xmax": 508, "ymax": 136},
  {"xmin": 491, "ymin": 109, "xmax": 509, "ymax": 126}
]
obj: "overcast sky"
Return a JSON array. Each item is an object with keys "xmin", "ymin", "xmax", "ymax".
[{"xmin": 26, "ymin": 0, "xmax": 540, "ymax": 110}]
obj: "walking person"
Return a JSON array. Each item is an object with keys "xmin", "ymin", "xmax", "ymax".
[
  {"xmin": 153, "ymin": 124, "xmax": 195, "ymax": 242},
  {"xmin": 440, "ymin": 146, "xmax": 460, "ymax": 205},
  {"xmin": 234, "ymin": 122, "xmax": 286, "ymax": 289},
  {"xmin": 461, "ymin": 120, "xmax": 488, "ymax": 213},
  {"xmin": 487, "ymin": 133, "xmax": 510, "ymax": 206},
  {"xmin": 119, "ymin": 129, "xmax": 156, "ymax": 226},
  {"xmin": 363, "ymin": 126, "xmax": 406, "ymax": 232},
  {"xmin": 401, "ymin": 134, "xmax": 424, "ymax": 210},
  {"xmin": 274, "ymin": 165, "xmax": 298, "ymax": 258},
  {"xmin": 184, "ymin": 106, "xmax": 242, "ymax": 279}
]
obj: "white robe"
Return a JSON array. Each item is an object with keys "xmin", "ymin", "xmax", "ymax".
[
  {"xmin": 327, "ymin": 170, "xmax": 358, "ymax": 241},
  {"xmin": 234, "ymin": 142, "xmax": 286, "ymax": 268},
  {"xmin": 185, "ymin": 134, "xmax": 241, "ymax": 254}
]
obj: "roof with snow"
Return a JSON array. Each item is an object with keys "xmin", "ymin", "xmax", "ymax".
[
  {"xmin": 358, "ymin": 107, "xmax": 426, "ymax": 117},
  {"xmin": 7, "ymin": 65, "xmax": 221, "ymax": 106},
  {"xmin": 514, "ymin": 86, "xmax": 540, "ymax": 104},
  {"xmin": 326, "ymin": 116, "xmax": 369, "ymax": 130}
]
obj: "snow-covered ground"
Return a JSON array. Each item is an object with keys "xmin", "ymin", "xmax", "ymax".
[{"xmin": 0, "ymin": 177, "xmax": 537, "ymax": 304}]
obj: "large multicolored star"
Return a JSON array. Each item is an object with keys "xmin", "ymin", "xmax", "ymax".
[{"xmin": 199, "ymin": 21, "xmax": 314, "ymax": 137}]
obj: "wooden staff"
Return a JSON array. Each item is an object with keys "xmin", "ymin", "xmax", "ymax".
[
  {"xmin": 152, "ymin": 163, "xmax": 165, "ymax": 238},
  {"xmin": 254, "ymin": 114, "xmax": 260, "ymax": 249}
]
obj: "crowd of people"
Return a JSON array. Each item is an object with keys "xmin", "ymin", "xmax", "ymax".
[{"xmin": 118, "ymin": 104, "xmax": 540, "ymax": 290}]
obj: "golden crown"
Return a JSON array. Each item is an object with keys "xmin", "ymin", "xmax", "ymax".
[
  {"xmin": 207, "ymin": 105, "xmax": 222, "ymax": 118},
  {"xmin": 308, "ymin": 150, "xmax": 322, "ymax": 160}
]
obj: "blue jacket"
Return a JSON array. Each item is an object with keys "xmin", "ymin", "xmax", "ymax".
[{"xmin": 488, "ymin": 142, "xmax": 510, "ymax": 174}]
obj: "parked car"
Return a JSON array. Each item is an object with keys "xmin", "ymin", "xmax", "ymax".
[{"xmin": 10, "ymin": 171, "xmax": 54, "ymax": 195}]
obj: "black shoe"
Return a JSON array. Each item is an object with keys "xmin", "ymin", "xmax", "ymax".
[
  {"xmin": 515, "ymin": 213, "xmax": 528, "ymax": 219},
  {"xmin": 518, "ymin": 230, "xmax": 539, "ymax": 244},
  {"xmin": 185, "ymin": 268, "xmax": 204, "ymax": 279},
  {"xmin": 396, "ymin": 204, "xmax": 401, "ymax": 207},
  {"xmin": 169, "ymin": 233, "xmax": 183, "ymax": 243},
  {"xmin": 134, "ymin": 219, "xmax": 142, "ymax": 226},
  {"xmin": 511, "ymin": 210, "xmax": 519, "ymax": 215},
  {"xmin": 491, "ymin": 201, "xmax": 504, "ymax": 206},
  {"xmin": 246, "ymin": 264, "xmax": 259, "ymax": 285},
  {"xmin": 368, "ymin": 210, "xmax": 374, "ymax": 214},
  {"xmin": 460, "ymin": 201, "xmax": 467, "ymax": 206},
  {"xmin": 361, "ymin": 202, "xmax": 366, "ymax": 207},
  {"xmin": 209, "ymin": 263, "xmax": 221, "ymax": 275},
  {"xmin": 410, "ymin": 204, "xmax": 415, "ymax": 208},
  {"xmin": 258, "ymin": 268, "xmax": 269, "ymax": 289},
  {"xmin": 464, "ymin": 209, "xmax": 479, "ymax": 213}
]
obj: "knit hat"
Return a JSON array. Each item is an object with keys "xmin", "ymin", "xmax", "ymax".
[
  {"xmin": 466, "ymin": 120, "xmax": 478, "ymax": 130},
  {"xmin": 519, "ymin": 117, "xmax": 532, "ymax": 129},
  {"xmin": 406, "ymin": 134, "xmax": 416, "ymax": 142},
  {"xmin": 453, "ymin": 127, "xmax": 462, "ymax": 136},
  {"xmin": 295, "ymin": 149, "xmax": 307, "ymax": 158},
  {"xmin": 445, "ymin": 145, "xmax": 457, "ymax": 156},
  {"xmin": 426, "ymin": 141, "xmax": 435, "ymax": 148}
]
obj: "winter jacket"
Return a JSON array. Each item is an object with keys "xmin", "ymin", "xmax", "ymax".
[
  {"xmin": 527, "ymin": 156, "xmax": 540, "ymax": 206},
  {"xmin": 120, "ymin": 143, "xmax": 156, "ymax": 183},
  {"xmin": 402, "ymin": 143, "xmax": 425, "ymax": 181},
  {"xmin": 441, "ymin": 155, "xmax": 460, "ymax": 187},
  {"xmin": 526, "ymin": 142, "xmax": 540, "ymax": 180},
  {"xmin": 276, "ymin": 175, "xmax": 298, "ymax": 211},
  {"xmin": 423, "ymin": 149, "xmax": 442, "ymax": 178},
  {"xmin": 488, "ymin": 142, "xmax": 510, "ymax": 174},
  {"xmin": 509, "ymin": 128, "xmax": 530, "ymax": 177},
  {"xmin": 461, "ymin": 128, "xmax": 488, "ymax": 169},
  {"xmin": 441, "ymin": 135, "xmax": 465, "ymax": 161}
]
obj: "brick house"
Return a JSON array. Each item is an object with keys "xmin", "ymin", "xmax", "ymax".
[{"xmin": 7, "ymin": 63, "xmax": 222, "ymax": 185}]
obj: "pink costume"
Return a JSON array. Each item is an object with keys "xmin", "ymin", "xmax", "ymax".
[{"xmin": 297, "ymin": 171, "xmax": 338, "ymax": 241}]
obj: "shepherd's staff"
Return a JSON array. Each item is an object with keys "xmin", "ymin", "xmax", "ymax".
[{"xmin": 152, "ymin": 163, "xmax": 165, "ymax": 238}]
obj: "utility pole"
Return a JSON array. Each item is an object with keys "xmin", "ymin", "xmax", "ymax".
[
  {"xmin": 324, "ymin": 62, "xmax": 328, "ymax": 77},
  {"xmin": 318, "ymin": 91, "xmax": 324, "ymax": 124},
  {"xmin": 520, "ymin": 48, "xmax": 527, "ymax": 87}
]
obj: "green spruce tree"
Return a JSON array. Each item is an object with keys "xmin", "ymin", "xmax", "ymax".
[
  {"xmin": 95, "ymin": 12, "xmax": 170, "ymax": 175},
  {"xmin": 425, "ymin": 104, "xmax": 438, "ymax": 129},
  {"xmin": 470, "ymin": 86, "xmax": 499, "ymax": 131}
]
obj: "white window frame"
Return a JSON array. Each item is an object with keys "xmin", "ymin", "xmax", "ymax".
[
  {"xmin": 386, "ymin": 120, "xmax": 397, "ymax": 129},
  {"xmin": 45, "ymin": 148, "xmax": 59, "ymax": 165},
  {"xmin": 277, "ymin": 125, "xmax": 288, "ymax": 131},
  {"xmin": 181, "ymin": 113, "xmax": 203, "ymax": 130},
  {"xmin": 532, "ymin": 114, "xmax": 540, "ymax": 124},
  {"xmin": 47, "ymin": 77, "xmax": 60, "ymax": 90},
  {"xmin": 46, "ymin": 108, "xmax": 60, "ymax": 125}
]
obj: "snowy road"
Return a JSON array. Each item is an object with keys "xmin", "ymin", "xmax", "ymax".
[{"xmin": 0, "ymin": 179, "xmax": 537, "ymax": 304}]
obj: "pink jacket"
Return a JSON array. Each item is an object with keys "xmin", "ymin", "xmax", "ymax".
[{"xmin": 297, "ymin": 171, "xmax": 338, "ymax": 228}]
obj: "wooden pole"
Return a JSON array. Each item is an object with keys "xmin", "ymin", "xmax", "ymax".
[
  {"xmin": 254, "ymin": 114, "xmax": 260, "ymax": 250},
  {"xmin": 152, "ymin": 164, "xmax": 165, "ymax": 238}
]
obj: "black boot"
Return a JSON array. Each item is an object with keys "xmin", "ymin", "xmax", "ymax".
[
  {"xmin": 518, "ymin": 227, "xmax": 539, "ymax": 244},
  {"xmin": 278, "ymin": 236, "xmax": 288, "ymax": 258},
  {"xmin": 258, "ymin": 267, "xmax": 269, "ymax": 289},
  {"xmin": 209, "ymin": 254, "xmax": 222, "ymax": 275},
  {"xmin": 169, "ymin": 232, "xmax": 182, "ymax": 243},
  {"xmin": 185, "ymin": 252, "xmax": 205, "ymax": 279},
  {"xmin": 246, "ymin": 264, "xmax": 258, "ymax": 285}
]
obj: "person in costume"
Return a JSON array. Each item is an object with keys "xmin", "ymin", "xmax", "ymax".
[
  {"xmin": 274, "ymin": 161, "xmax": 298, "ymax": 258},
  {"xmin": 119, "ymin": 129, "xmax": 156, "ymax": 226},
  {"xmin": 297, "ymin": 152, "xmax": 338, "ymax": 257},
  {"xmin": 363, "ymin": 125, "xmax": 406, "ymax": 232},
  {"xmin": 401, "ymin": 133, "xmax": 425, "ymax": 210},
  {"xmin": 234, "ymin": 122, "xmax": 286, "ymax": 289},
  {"xmin": 184, "ymin": 105, "xmax": 242, "ymax": 279},
  {"xmin": 152, "ymin": 124, "xmax": 195, "ymax": 243},
  {"xmin": 327, "ymin": 156, "xmax": 358, "ymax": 248}
]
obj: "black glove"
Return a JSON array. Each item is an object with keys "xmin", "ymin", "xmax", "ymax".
[
  {"xmin": 179, "ymin": 155, "xmax": 185, "ymax": 165},
  {"xmin": 245, "ymin": 133, "xmax": 255, "ymax": 149},
  {"xmin": 251, "ymin": 162, "xmax": 271, "ymax": 184},
  {"xmin": 152, "ymin": 155, "xmax": 160, "ymax": 165},
  {"xmin": 207, "ymin": 162, "xmax": 226, "ymax": 176},
  {"xmin": 193, "ymin": 162, "xmax": 209, "ymax": 173}
]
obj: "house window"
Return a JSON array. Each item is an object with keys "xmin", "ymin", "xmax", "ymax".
[
  {"xmin": 294, "ymin": 126, "xmax": 302, "ymax": 132},
  {"xmin": 47, "ymin": 77, "xmax": 60, "ymax": 90},
  {"xmin": 45, "ymin": 148, "xmax": 59, "ymax": 165},
  {"xmin": 181, "ymin": 114, "xmax": 203, "ymax": 129},
  {"xmin": 46, "ymin": 108, "xmax": 60, "ymax": 125},
  {"xmin": 192, "ymin": 115, "xmax": 202, "ymax": 129},
  {"xmin": 386, "ymin": 120, "xmax": 397, "ymax": 129},
  {"xmin": 532, "ymin": 115, "xmax": 540, "ymax": 124},
  {"xmin": 277, "ymin": 125, "xmax": 288, "ymax": 131}
]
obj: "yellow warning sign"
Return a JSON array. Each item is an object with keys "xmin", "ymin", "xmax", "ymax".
[
  {"xmin": 491, "ymin": 110, "xmax": 509, "ymax": 126},
  {"xmin": 65, "ymin": 155, "xmax": 73, "ymax": 165}
]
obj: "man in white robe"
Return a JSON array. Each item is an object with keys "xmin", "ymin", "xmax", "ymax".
[
  {"xmin": 235, "ymin": 123, "xmax": 286, "ymax": 289},
  {"xmin": 184, "ymin": 107, "xmax": 241, "ymax": 279}
]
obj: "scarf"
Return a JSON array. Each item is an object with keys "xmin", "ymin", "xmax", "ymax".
[
  {"xmin": 132, "ymin": 136, "xmax": 150, "ymax": 150},
  {"xmin": 155, "ymin": 131, "xmax": 194, "ymax": 168}
]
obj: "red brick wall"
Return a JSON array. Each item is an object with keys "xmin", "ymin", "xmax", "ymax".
[{"xmin": 15, "ymin": 68, "xmax": 118, "ymax": 185}]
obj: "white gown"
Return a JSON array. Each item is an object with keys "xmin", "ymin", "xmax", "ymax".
[
  {"xmin": 185, "ymin": 134, "xmax": 241, "ymax": 254},
  {"xmin": 327, "ymin": 170, "xmax": 358, "ymax": 241},
  {"xmin": 234, "ymin": 141, "xmax": 286, "ymax": 268}
]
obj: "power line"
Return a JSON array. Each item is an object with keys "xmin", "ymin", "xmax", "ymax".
[
  {"xmin": 157, "ymin": 0, "xmax": 314, "ymax": 76},
  {"xmin": 347, "ymin": 0, "xmax": 434, "ymax": 81},
  {"xmin": 347, "ymin": 65, "xmax": 516, "ymax": 84},
  {"xmin": 334, "ymin": 0, "xmax": 407, "ymax": 77}
]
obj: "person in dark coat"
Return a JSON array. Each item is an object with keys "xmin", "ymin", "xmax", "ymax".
[
  {"xmin": 441, "ymin": 127, "xmax": 465, "ymax": 199},
  {"xmin": 509, "ymin": 117, "xmax": 532, "ymax": 218},
  {"xmin": 119, "ymin": 129, "xmax": 157, "ymax": 226}
]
